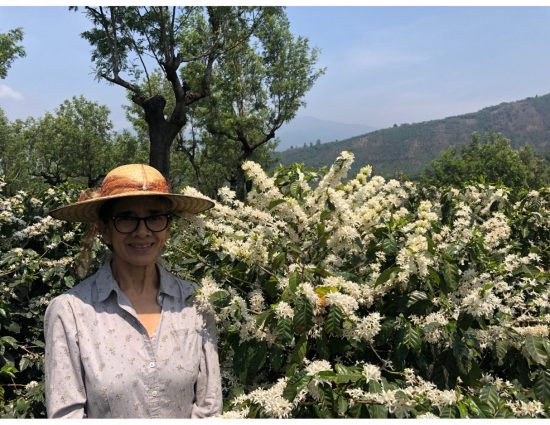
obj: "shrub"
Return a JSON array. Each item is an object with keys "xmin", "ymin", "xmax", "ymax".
[
  {"xmin": 167, "ymin": 152, "xmax": 550, "ymax": 418},
  {"xmin": 1, "ymin": 152, "xmax": 550, "ymax": 418},
  {"xmin": 0, "ymin": 180, "xmax": 104, "ymax": 417}
]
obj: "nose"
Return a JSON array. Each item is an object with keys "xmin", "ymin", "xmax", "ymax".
[{"xmin": 133, "ymin": 218, "xmax": 151, "ymax": 236}]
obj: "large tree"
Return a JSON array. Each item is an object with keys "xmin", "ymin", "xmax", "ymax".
[
  {"xmin": 74, "ymin": 6, "xmax": 277, "ymax": 178},
  {"xmin": 0, "ymin": 28, "xmax": 25, "ymax": 79},
  {"xmin": 123, "ymin": 10, "xmax": 324, "ymax": 198}
]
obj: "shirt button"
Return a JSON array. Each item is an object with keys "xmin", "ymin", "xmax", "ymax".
[
  {"xmin": 152, "ymin": 390, "xmax": 158, "ymax": 397},
  {"xmin": 149, "ymin": 362, "xmax": 156, "ymax": 368}
]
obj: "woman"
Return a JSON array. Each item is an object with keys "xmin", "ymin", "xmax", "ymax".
[{"xmin": 44, "ymin": 164, "xmax": 222, "ymax": 418}]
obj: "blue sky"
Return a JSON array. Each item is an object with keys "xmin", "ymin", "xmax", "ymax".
[{"xmin": 2, "ymin": 6, "xmax": 550, "ymax": 131}]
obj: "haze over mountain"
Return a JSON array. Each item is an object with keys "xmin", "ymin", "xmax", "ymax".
[
  {"xmin": 275, "ymin": 116, "xmax": 377, "ymax": 151},
  {"xmin": 277, "ymin": 93, "xmax": 550, "ymax": 178}
]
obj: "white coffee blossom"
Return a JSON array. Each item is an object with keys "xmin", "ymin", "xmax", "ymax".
[
  {"xmin": 362, "ymin": 363, "xmax": 381, "ymax": 383},
  {"xmin": 354, "ymin": 312, "xmax": 382, "ymax": 342},
  {"xmin": 274, "ymin": 301, "xmax": 294, "ymax": 320}
]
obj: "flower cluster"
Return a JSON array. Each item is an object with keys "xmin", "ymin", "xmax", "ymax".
[{"xmin": 170, "ymin": 152, "xmax": 550, "ymax": 418}]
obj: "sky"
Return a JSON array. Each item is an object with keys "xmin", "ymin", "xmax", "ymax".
[{"xmin": 2, "ymin": 6, "xmax": 550, "ymax": 132}]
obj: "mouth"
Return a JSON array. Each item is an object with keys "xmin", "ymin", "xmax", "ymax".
[{"xmin": 127, "ymin": 242, "xmax": 155, "ymax": 252}]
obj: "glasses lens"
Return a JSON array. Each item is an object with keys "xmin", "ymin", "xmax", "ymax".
[
  {"xmin": 114, "ymin": 216, "xmax": 139, "ymax": 233},
  {"xmin": 145, "ymin": 215, "xmax": 169, "ymax": 232},
  {"xmin": 113, "ymin": 215, "xmax": 170, "ymax": 233}
]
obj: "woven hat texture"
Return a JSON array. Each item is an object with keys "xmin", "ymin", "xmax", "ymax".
[{"xmin": 49, "ymin": 164, "xmax": 214, "ymax": 222}]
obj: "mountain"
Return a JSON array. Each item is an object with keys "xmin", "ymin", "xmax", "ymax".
[
  {"xmin": 276, "ymin": 94, "xmax": 550, "ymax": 178},
  {"xmin": 275, "ymin": 116, "xmax": 377, "ymax": 151}
]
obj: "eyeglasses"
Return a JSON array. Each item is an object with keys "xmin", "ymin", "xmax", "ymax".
[{"xmin": 111, "ymin": 214, "xmax": 171, "ymax": 234}]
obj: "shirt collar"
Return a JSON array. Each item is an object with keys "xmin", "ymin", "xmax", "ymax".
[{"xmin": 95, "ymin": 261, "xmax": 180, "ymax": 302}]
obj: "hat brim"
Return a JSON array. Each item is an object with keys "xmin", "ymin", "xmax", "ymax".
[{"xmin": 49, "ymin": 191, "xmax": 214, "ymax": 223}]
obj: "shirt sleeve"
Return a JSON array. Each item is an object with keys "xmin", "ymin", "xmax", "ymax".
[
  {"xmin": 191, "ymin": 310, "xmax": 223, "ymax": 418},
  {"xmin": 44, "ymin": 295, "xmax": 87, "ymax": 418}
]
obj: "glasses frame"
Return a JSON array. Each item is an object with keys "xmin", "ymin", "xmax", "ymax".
[{"xmin": 111, "ymin": 214, "xmax": 172, "ymax": 234}]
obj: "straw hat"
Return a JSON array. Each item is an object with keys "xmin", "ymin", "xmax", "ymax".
[{"xmin": 49, "ymin": 164, "xmax": 214, "ymax": 223}]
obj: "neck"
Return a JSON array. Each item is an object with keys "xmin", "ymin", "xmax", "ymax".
[{"xmin": 111, "ymin": 258, "xmax": 159, "ymax": 295}]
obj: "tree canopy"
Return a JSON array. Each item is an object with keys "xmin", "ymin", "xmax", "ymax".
[
  {"xmin": 73, "ymin": 6, "xmax": 283, "ymax": 178},
  {"xmin": 421, "ymin": 132, "xmax": 550, "ymax": 190},
  {"xmin": 0, "ymin": 28, "xmax": 26, "ymax": 79},
  {"xmin": 0, "ymin": 97, "xmax": 147, "ymax": 194}
]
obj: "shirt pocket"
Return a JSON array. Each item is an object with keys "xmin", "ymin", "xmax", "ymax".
[{"xmin": 169, "ymin": 327, "xmax": 202, "ymax": 377}]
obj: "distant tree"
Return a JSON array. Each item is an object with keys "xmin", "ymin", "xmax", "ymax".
[
  {"xmin": 73, "ymin": 6, "xmax": 278, "ymax": 178},
  {"xmin": 316, "ymin": 139, "xmax": 321, "ymax": 145},
  {"xmin": 421, "ymin": 132, "xmax": 550, "ymax": 190},
  {"xmin": 0, "ymin": 28, "xmax": 25, "ymax": 79},
  {"xmin": 6, "ymin": 96, "xmax": 144, "ymax": 191}
]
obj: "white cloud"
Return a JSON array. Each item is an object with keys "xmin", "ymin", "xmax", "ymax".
[{"xmin": 0, "ymin": 84, "xmax": 23, "ymax": 100}]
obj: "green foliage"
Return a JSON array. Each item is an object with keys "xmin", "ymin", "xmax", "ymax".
[
  {"xmin": 120, "ymin": 8, "xmax": 323, "ymax": 198},
  {"xmin": 0, "ymin": 100, "xmax": 146, "ymax": 195},
  {"xmin": 166, "ymin": 152, "xmax": 550, "ymax": 418},
  {"xmin": 0, "ymin": 180, "xmax": 106, "ymax": 417},
  {"xmin": 74, "ymin": 6, "xmax": 286, "ymax": 177},
  {"xmin": 1, "ymin": 151, "xmax": 550, "ymax": 417},
  {"xmin": 277, "ymin": 94, "xmax": 550, "ymax": 180},
  {"xmin": 0, "ymin": 28, "xmax": 26, "ymax": 79},
  {"xmin": 422, "ymin": 132, "xmax": 550, "ymax": 190}
]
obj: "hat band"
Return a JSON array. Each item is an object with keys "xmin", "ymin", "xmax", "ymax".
[{"xmin": 101, "ymin": 178, "xmax": 170, "ymax": 197}]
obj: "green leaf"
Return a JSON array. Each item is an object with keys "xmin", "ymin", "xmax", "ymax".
[
  {"xmin": 479, "ymin": 385, "xmax": 499, "ymax": 414},
  {"xmin": 380, "ymin": 236, "xmax": 397, "ymax": 256},
  {"xmin": 19, "ymin": 356, "xmax": 31, "ymax": 372},
  {"xmin": 276, "ymin": 318, "xmax": 293, "ymax": 342},
  {"xmin": 0, "ymin": 336, "xmax": 18, "ymax": 349},
  {"xmin": 0, "ymin": 364, "xmax": 17, "ymax": 378},
  {"xmin": 407, "ymin": 290, "xmax": 428, "ymax": 307},
  {"xmin": 208, "ymin": 290, "xmax": 230, "ymax": 308},
  {"xmin": 534, "ymin": 369, "xmax": 550, "ymax": 402},
  {"xmin": 6, "ymin": 322, "xmax": 20, "ymax": 333},
  {"xmin": 441, "ymin": 260, "xmax": 459, "ymax": 292},
  {"xmin": 288, "ymin": 272, "xmax": 299, "ymax": 293},
  {"xmin": 523, "ymin": 335, "xmax": 548, "ymax": 366},
  {"xmin": 368, "ymin": 404, "xmax": 388, "ymax": 418},
  {"xmin": 495, "ymin": 340, "xmax": 508, "ymax": 366},
  {"xmin": 337, "ymin": 395, "xmax": 348, "ymax": 416},
  {"xmin": 255, "ymin": 309, "xmax": 274, "ymax": 328},
  {"xmin": 318, "ymin": 370, "xmax": 362, "ymax": 384},
  {"xmin": 326, "ymin": 305, "xmax": 343, "ymax": 336},
  {"xmin": 271, "ymin": 251, "xmax": 286, "ymax": 270},
  {"xmin": 233, "ymin": 341, "xmax": 267, "ymax": 385},
  {"xmin": 289, "ymin": 181, "xmax": 300, "ymax": 198},
  {"xmin": 287, "ymin": 335, "xmax": 308, "ymax": 376},
  {"xmin": 438, "ymin": 406, "xmax": 456, "ymax": 418},
  {"xmin": 403, "ymin": 324, "xmax": 422, "ymax": 352},
  {"xmin": 374, "ymin": 266, "xmax": 400, "ymax": 287},
  {"xmin": 268, "ymin": 199, "xmax": 286, "ymax": 210},
  {"xmin": 283, "ymin": 371, "xmax": 311, "ymax": 401},
  {"xmin": 293, "ymin": 296, "xmax": 313, "ymax": 335}
]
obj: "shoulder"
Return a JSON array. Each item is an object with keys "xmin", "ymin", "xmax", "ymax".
[{"xmin": 157, "ymin": 263, "xmax": 198, "ymax": 302}]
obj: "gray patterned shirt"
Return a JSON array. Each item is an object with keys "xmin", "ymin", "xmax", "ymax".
[{"xmin": 44, "ymin": 261, "xmax": 222, "ymax": 418}]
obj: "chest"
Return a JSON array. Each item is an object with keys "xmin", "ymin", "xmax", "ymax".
[{"xmin": 73, "ymin": 303, "xmax": 203, "ymax": 397}]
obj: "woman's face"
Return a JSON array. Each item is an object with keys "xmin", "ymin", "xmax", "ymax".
[{"xmin": 101, "ymin": 196, "xmax": 171, "ymax": 268}]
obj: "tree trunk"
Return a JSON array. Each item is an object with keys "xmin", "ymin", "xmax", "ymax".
[{"xmin": 141, "ymin": 95, "xmax": 185, "ymax": 179}]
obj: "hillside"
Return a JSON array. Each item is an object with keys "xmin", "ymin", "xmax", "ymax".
[
  {"xmin": 276, "ymin": 93, "xmax": 550, "ymax": 178},
  {"xmin": 275, "ymin": 116, "xmax": 377, "ymax": 151}
]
